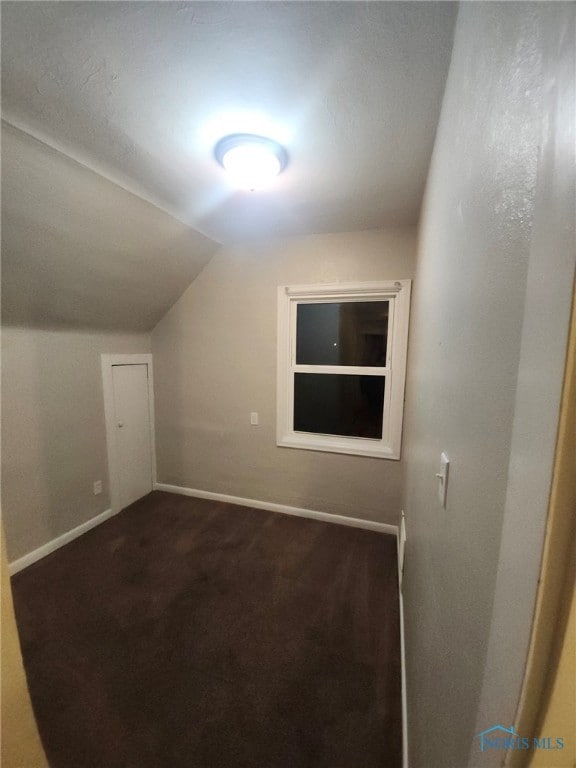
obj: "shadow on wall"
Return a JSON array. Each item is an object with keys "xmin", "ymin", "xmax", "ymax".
[{"xmin": 1, "ymin": 327, "xmax": 151, "ymax": 563}]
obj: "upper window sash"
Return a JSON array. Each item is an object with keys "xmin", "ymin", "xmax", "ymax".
[{"xmin": 293, "ymin": 297, "xmax": 391, "ymax": 368}]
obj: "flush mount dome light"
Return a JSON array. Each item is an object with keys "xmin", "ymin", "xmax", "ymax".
[{"xmin": 214, "ymin": 134, "xmax": 288, "ymax": 191}]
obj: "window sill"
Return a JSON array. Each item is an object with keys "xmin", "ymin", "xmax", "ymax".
[{"xmin": 277, "ymin": 432, "xmax": 400, "ymax": 460}]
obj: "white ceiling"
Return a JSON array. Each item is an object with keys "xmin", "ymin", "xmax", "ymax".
[{"xmin": 2, "ymin": 1, "xmax": 457, "ymax": 244}]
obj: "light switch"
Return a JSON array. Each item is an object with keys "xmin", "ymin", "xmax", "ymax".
[
  {"xmin": 93, "ymin": 480, "xmax": 103, "ymax": 495},
  {"xmin": 436, "ymin": 453, "xmax": 449, "ymax": 508},
  {"xmin": 250, "ymin": 412, "xmax": 259, "ymax": 426}
]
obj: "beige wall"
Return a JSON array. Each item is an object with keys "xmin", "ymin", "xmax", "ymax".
[
  {"xmin": 1, "ymin": 326, "xmax": 150, "ymax": 562},
  {"xmin": 152, "ymin": 228, "xmax": 416, "ymax": 524},
  {"xmin": 402, "ymin": 4, "xmax": 575, "ymax": 768}
]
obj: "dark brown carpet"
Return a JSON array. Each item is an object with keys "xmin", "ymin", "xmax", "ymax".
[{"xmin": 12, "ymin": 491, "xmax": 401, "ymax": 768}]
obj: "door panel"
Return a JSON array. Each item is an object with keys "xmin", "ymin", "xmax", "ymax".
[{"xmin": 112, "ymin": 364, "xmax": 152, "ymax": 509}]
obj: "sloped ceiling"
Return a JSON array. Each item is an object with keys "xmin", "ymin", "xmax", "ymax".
[
  {"xmin": 1, "ymin": 1, "xmax": 456, "ymax": 332},
  {"xmin": 1, "ymin": 124, "xmax": 217, "ymax": 331}
]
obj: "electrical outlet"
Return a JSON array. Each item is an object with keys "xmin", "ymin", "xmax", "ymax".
[
  {"xmin": 250, "ymin": 412, "xmax": 259, "ymax": 426},
  {"xmin": 93, "ymin": 480, "xmax": 103, "ymax": 495}
]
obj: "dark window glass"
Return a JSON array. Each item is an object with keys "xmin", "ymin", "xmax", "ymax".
[
  {"xmin": 296, "ymin": 301, "xmax": 388, "ymax": 366},
  {"xmin": 294, "ymin": 373, "xmax": 385, "ymax": 439}
]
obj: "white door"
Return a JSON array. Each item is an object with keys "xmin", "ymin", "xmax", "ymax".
[{"xmin": 112, "ymin": 364, "xmax": 153, "ymax": 509}]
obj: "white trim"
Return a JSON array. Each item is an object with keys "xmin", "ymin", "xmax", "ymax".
[
  {"xmin": 276, "ymin": 432, "xmax": 399, "ymax": 460},
  {"xmin": 154, "ymin": 482, "xmax": 398, "ymax": 536},
  {"xmin": 399, "ymin": 584, "xmax": 409, "ymax": 768},
  {"xmin": 101, "ymin": 354, "xmax": 157, "ymax": 515},
  {"xmin": 9, "ymin": 508, "xmax": 115, "ymax": 576},
  {"xmin": 293, "ymin": 364, "xmax": 390, "ymax": 376},
  {"xmin": 277, "ymin": 280, "xmax": 411, "ymax": 460},
  {"xmin": 397, "ymin": 511, "xmax": 409, "ymax": 768},
  {"xmin": 283, "ymin": 280, "xmax": 407, "ymax": 298}
]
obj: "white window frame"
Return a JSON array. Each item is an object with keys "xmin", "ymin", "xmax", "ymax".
[{"xmin": 277, "ymin": 280, "xmax": 411, "ymax": 460}]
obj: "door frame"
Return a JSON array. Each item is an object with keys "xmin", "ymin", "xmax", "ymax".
[
  {"xmin": 506, "ymin": 289, "xmax": 576, "ymax": 767},
  {"xmin": 101, "ymin": 353, "xmax": 157, "ymax": 515}
]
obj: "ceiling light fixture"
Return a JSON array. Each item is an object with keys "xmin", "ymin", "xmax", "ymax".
[{"xmin": 214, "ymin": 134, "xmax": 288, "ymax": 191}]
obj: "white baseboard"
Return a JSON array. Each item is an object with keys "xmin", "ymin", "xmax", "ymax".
[
  {"xmin": 154, "ymin": 482, "xmax": 399, "ymax": 537},
  {"xmin": 9, "ymin": 507, "xmax": 116, "ymax": 576},
  {"xmin": 398, "ymin": 513, "xmax": 409, "ymax": 768}
]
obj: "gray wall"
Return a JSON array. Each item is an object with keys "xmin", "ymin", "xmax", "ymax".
[
  {"xmin": 152, "ymin": 228, "xmax": 416, "ymax": 524},
  {"xmin": 402, "ymin": 4, "xmax": 575, "ymax": 768},
  {"xmin": 1, "ymin": 326, "xmax": 150, "ymax": 561}
]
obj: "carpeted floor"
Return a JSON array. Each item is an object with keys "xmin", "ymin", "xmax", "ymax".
[{"xmin": 12, "ymin": 491, "xmax": 401, "ymax": 768}]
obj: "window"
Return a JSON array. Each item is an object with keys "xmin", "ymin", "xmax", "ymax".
[{"xmin": 277, "ymin": 280, "xmax": 411, "ymax": 459}]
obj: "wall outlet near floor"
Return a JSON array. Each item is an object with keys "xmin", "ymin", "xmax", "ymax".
[
  {"xmin": 250, "ymin": 412, "xmax": 259, "ymax": 426},
  {"xmin": 93, "ymin": 480, "xmax": 103, "ymax": 495}
]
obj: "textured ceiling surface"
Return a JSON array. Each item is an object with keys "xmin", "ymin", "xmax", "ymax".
[
  {"xmin": 1, "ymin": 124, "xmax": 217, "ymax": 331},
  {"xmin": 2, "ymin": 1, "xmax": 456, "ymax": 243}
]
